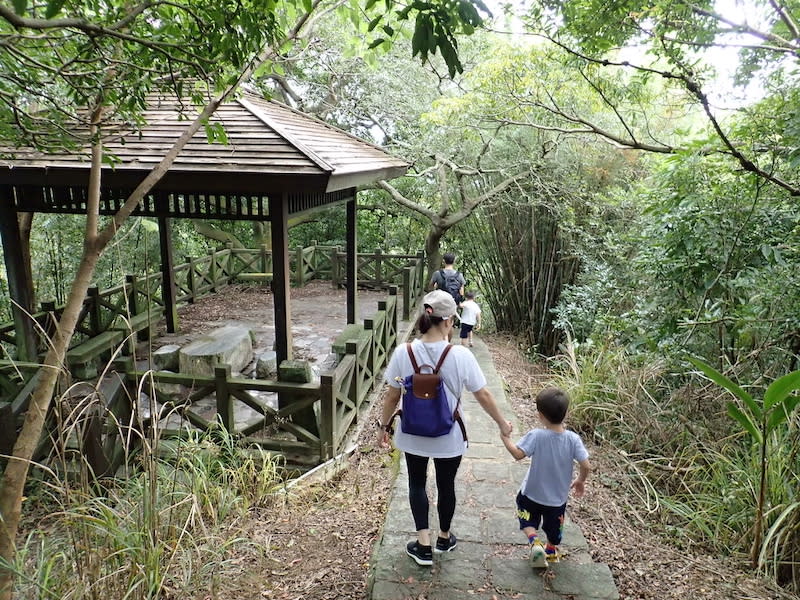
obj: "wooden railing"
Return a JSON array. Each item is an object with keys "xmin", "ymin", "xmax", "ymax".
[
  {"xmin": 0, "ymin": 245, "xmax": 422, "ymax": 360},
  {"xmin": 125, "ymin": 288, "xmax": 399, "ymax": 464},
  {"xmin": 0, "ymin": 246, "xmax": 420, "ymax": 470}
]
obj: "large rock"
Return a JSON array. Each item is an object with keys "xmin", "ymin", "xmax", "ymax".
[
  {"xmin": 153, "ymin": 344, "xmax": 180, "ymax": 371},
  {"xmin": 278, "ymin": 359, "xmax": 314, "ymax": 383},
  {"xmin": 179, "ymin": 325, "xmax": 255, "ymax": 376},
  {"xmin": 256, "ymin": 350, "xmax": 278, "ymax": 379}
]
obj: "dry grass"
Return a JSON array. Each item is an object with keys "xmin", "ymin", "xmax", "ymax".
[{"xmin": 485, "ymin": 334, "xmax": 796, "ymax": 600}]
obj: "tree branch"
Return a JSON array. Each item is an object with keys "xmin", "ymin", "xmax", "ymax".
[
  {"xmin": 536, "ymin": 32, "xmax": 800, "ymax": 195},
  {"xmin": 376, "ymin": 179, "xmax": 438, "ymax": 221}
]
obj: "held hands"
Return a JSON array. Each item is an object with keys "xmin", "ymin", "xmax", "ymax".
[
  {"xmin": 499, "ymin": 420, "xmax": 513, "ymax": 438},
  {"xmin": 376, "ymin": 420, "xmax": 393, "ymax": 449}
]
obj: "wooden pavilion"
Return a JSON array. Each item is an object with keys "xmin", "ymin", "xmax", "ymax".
[{"xmin": 0, "ymin": 92, "xmax": 409, "ymax": 366}]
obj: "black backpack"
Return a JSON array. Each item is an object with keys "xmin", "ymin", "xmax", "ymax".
[{"xmin": 439, "ymin": 269, "xmax": 463, "ymax": 304}]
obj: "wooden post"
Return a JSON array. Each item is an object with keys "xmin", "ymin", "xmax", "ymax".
[
  {"xmin": 295, "ymin": 246, "xmax": 304, "ymax": 287},
  {"xmin": 158, "ymin": 215, "xmax": 178, "ymax": 333},
  {"xmin": 87, "ymin": 286, "xmax": 102, "ymax": 336},
  {"xmin": 330, "ymin": 246, "xmax": 341, "ymax": 288},
  {"xmin": 208, "ymin": 247, "xmax": 217, "ymax": 292},
  {"xmin": 374, "ymin": 247, "xmax": 383, "ymax": 288},
  {"xmin": 215, "ymin": 364, "xmax": 233, "ymax": 431},
  {"xmin": 402, "ymin": 267, "xmax": 412, "ymax": 321},
  {"xmin": 346, "ymin": 340, "xmax": 361, "ymax": 412},
  {"xmin": 319, "ymin": 373, "xmax": 335, "ymax": 460},
  {"xmin": 364, "ymin": 318, "xmax": 376, "ymax": 402},
  {"xmin": 82, "ymin": 404, "xmax": 110, "ymax": 478},
  {"xmin": 269, "ymin": 193, "xmax": 293, "ymax": 365},
  {"xmin": 224, "ymin": 241, "xmax": 234, "ymax": 282},
  {"xmin": 186, "ymin": 256, "xmax": 196, "ymax": 303},
  {"xmin": 346, "ymin": 193, "xmax": 357, "ymax": 324},
  {"xmin": 0, "ymin": 189, "xmax": 38, "ymax": 361},
  {"xmin": 387, "ymin": 285, "xmax": 398, "ymax": 346},
  {"xmin": 260, "ymin": 244, "xmax": 270, "ymax": 275},
  {"xmin": 125, "ymin": 274, "xmax": 139, "ymax": 314}
]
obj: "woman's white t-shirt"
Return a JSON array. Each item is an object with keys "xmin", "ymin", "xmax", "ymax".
[{"xmin": 384, "ymin": 339, "xmax": 487, "ymax": 458}]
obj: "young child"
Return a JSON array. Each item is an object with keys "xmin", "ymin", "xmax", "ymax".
[
  {"xmin": 501, "ymin": 387, "xmax": 590, "ymax": 567},
  {"xmin": 458, "ymin": 291, "xmax": 481, "ymax": 347}
]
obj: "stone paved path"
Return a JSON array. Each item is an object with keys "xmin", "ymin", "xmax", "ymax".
[{"xmin": 368, "ymin": 336, "xmax": 619, "ymax": 600}]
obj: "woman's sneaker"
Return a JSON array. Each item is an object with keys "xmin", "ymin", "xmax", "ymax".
[
  {"xmin": 434, "ymin": 533, "xmax": 457, "ymax": 553},
  {"xmin": 406, "ymin": 541, "xmax": 433, "ymax": 566},
  {"xmin": 529, "ymin": 541, "xmax": 547, "ymax": 568}
]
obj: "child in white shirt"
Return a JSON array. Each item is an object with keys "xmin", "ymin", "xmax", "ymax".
[{"xmin": 458, "ymin": 291, "xmax": 481, "ymax": 347}]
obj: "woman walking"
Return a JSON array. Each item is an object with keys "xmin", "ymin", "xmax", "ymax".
[{"xmin": 379, "ymin": 290, "xmax": 512, "ymax": 566}]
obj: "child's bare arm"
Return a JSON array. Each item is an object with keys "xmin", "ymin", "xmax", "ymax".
[
  {"xmin": 570, "ymin": 459, "xmax": 591, "ymax": 497},
  {"xmin": 501, "ymin": 434, "xmax": 526, "ymax": 460}
]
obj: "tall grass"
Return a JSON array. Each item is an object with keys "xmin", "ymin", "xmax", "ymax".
[
  {"xmin": 548, "ymin": 339, "xmax": 800, "ymax": 592},
  {"xmin": 5, "ymin": 399, "xmax": 286, "ymax": 600}
]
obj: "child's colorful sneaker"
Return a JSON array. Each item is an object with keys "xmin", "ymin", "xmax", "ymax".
[
  {"xmin": 529, "ymin": 540, "xmax": 547, "ymax": 568},
  {"xmin": 545, "ymin": 544, "xmax": 560, "ymax": 563}
]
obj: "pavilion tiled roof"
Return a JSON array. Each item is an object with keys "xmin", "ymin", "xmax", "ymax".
[{"xmin": 0, "ymin": 92, "xmax": 408, "ymax": 196}]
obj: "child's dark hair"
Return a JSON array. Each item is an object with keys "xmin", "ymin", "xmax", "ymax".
[
  {"xmin": 416, "ymin": 311, "xmax": 445, "ymax": 334},
  {"xmin": 535, "ymin": 387, "xmax": 569, "ymax": 424},
  {"xmin": 465, "ymin": 291, "xmax": 475, "ymax": 300}
]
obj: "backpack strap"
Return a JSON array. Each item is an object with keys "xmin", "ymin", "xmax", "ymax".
[
  {"xmin": 433, "ymin": 344, "xmax": 453, "ymax": 373},
  {"xmin": 406, "ymin": 343, "xmax": 421, "ymax": 373}
]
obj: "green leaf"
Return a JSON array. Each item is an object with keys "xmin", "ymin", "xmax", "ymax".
[
  {"xmin": 367, "ymin": 14, "xmax": 382, "ymax": 32},
  {"xmin": 686, "ymin": 356, "xmax": 759, "ymax": 417},
  {"xmin": 726, "ymin": 402, "xmax": 762, "ymax": 444},
  {"xmin": 203, "ymin": 121, "xmax": 229, "ymax": 145},
  {"xmin": 45, "ymin": 0, "xmax": 66, "ymax": 19},
  {"xmin": 12, "ymin": 0, "xmax": 27, "ymax": 16},
  {"xmin": 411, "ymin": 16, "xmax": 431, "ymax": 58},
  {"xmin": 457, "ymin": 1, "xmax": 481, "ymax": 26},
  {"xmin": 766, "ymin": 395, "xmax": 800, "ymax": 433},
  {"xmin": 763, "ymin": 370, "xmax": 800, "ymax": 411},
  {"xmin": 367, "ymin": 38, "xmax": 386, "ymax": 49},
  {"xmin": 365, "ymin": 0, "xmax": 378, "ymax": 9},
  {"xmin": 382, "ymin": 24, "xmax": 394, "ymax": 36}
]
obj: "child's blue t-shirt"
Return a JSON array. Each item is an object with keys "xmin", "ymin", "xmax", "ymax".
[{"xmin": 517, "ymin": 428, "xmax": 589, "ymax": 507}]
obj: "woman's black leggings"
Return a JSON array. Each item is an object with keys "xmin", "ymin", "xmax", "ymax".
[{"xmin": 405, "ymin": 452, "xmax": 463, "ymax": 532}]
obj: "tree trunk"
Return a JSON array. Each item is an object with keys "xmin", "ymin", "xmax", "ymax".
[
  {"xmin": 424, "ymin": 227, "xmax": 446, "ymax": 284},
  {"xmin": 0, "ymin": 243, "xmax": 101, "ymax": 600}
]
